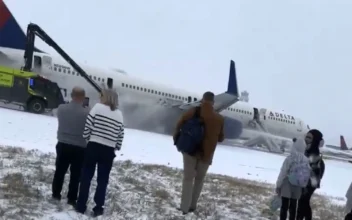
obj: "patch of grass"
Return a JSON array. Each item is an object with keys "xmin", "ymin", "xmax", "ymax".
[
  {"xmin": 152, "ymin": 188, "xmax": 170, "ymax": 200},
  {"xmin": 311, "ymin": 194, "xmax": 345, "ymax": 220},
  {"xmin": 0, "ymin": 172, "xmax": 44, "ymax": 219},
  {"xmin": 136, "ymin": 163, "xmax": 345, "ymax": 220},
  {"xmin": 0, "ymin": 146, "xmax": 345, "ymax": 220},
  {"xmin": 1, "ymin": 173, "xmax": 37, "ymax": 198}
]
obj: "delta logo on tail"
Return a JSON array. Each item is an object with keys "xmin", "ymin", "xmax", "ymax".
[{"xmin": 0, "ymin": 0, "xmax": 44, "ymax": 52}]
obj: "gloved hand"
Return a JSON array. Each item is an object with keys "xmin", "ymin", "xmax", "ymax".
[{"xmin": 275, "ymin": 187, "xmax": 280, "ymax": 195}]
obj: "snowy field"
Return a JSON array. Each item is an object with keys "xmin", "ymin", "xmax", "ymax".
[{"xmin": 0, "ymin": 107, "xmax": 349, "ymax": 219}]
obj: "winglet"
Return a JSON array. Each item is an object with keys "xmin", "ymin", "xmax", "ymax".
[
  {"xmin": 340, "ymin": 135, "xmax": 348, "ymax": 150},
  {"xmin": 226, "ymin": 60, "xmax": 239, "ymax": 96},
  {"xmin": 0, "ymin": 0, "xmax": 44, "ymax": 53}
]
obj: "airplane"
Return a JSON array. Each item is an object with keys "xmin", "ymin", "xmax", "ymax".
[
  {"xmin": 325, "ymin": 135, "xmax": 351, "ymax": 151},
  {"xmin": 321, "ymin": 135, "xmax": 352, "ymax": 159},
  {"xmin": 0, "ymin": 0, "xmax": 312, "ymax": 153},
  {"xmin": 321, "ymin": 146, "xmax": 352, "ymax": 162}
]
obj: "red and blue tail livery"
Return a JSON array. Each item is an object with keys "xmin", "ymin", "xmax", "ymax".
[{"xmin": 0, "ymin": 0, "xmax": 43, "ymax": 52}]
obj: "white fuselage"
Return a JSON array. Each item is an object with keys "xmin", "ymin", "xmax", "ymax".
[{"xmin": 0, "ymin": 47, "xmax": 310, "ymax": 144}]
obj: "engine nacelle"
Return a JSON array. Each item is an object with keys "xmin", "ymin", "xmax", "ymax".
[{"xmin": 223, "ymin": 116, "xmax": 243, "ymax": 139}]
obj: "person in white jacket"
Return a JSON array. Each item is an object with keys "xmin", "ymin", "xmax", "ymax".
[
  {"xmin": 75, "ymin": 89, "xmax": 124, "ymax": 217},
  {"xmin": 276, "ymin": 137, "xmax": 310, "ymax": 220}
]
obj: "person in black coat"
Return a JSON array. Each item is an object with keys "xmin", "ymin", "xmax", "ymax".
[{"xmin": 296, "ymin": 129, "xmax": 325, "ymax": 220}]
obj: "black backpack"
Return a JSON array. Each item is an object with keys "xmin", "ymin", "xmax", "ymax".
[{"xmin": 175, "ymin": 107, "xmax": 204, "ymax": 155}]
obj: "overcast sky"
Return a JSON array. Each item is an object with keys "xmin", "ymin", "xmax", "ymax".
[{"xmin": 6, "ymin": 0, "xmax": 352, "ymax": 145}]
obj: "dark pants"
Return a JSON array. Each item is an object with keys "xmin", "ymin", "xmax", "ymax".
[
  {"xmin": 296, "ymin": 186, "xmax": 316, "ymax": 220},
  {"xmin": 76, "ymin": 142, "xmax": 115, "ymax": 213},
  {"xmin": 52, "ymin": 142, "xmax": 85, "ymax": 201},
  {"xmin": 280, "ymin": 197, "xmax": 297, "ymax": 220}
]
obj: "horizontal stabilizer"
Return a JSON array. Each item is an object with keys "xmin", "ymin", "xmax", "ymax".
[{"xmin": 0, "ymin": 0, "xmax": 44, "ymax": 53}]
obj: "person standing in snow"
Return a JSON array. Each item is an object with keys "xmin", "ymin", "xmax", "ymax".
[
  {"xmin": 52, "ymin": 87, "xmax": 89, "ymax": 206},
  {"xmin": 296, "ymin": 129, "xmax": 325, "ymax": 220},
  {"xmin": 275, "ymin": 137, "xmax": 310, "ymax": 220},
  {"xmin": 173, "ymin": 91, "xmax": 224, "ymax": 215},
  {"xmin": 344, "ymin": 182, "xmax": 352, "ymax": 219},
  {"xmin": 75, "ymin": 89, "xmax": 124, "ymax": 217}
]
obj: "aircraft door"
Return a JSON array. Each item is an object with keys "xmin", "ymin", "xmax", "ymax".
[
  {"xmin": 253, "ymin": 108, "xmax": 259, "ymax": 122},
  {"xmin": 187, "ymin": 96, "xmax": 192, "ymax": 103},
  {"xmin": 42, "ymin": 56, "xmax": 52, "ymax": 69},
  {"xmin": 259, "ymin": 108, "xmax": 267, "ymax": 120},
  {"xmin": 107, "ymin": 77, "xmax": 113, "ymax": 89},
  {"xmin": 253, "ymin": 108, "xmax": 270, "ymax": 133},
  {"xmin": 33, "ymin": 56, "xmax": 41, "ymax": 69},
  {"xmin": 296, "ymin": 119, "xmax": 303, "ymax": 132},
  {"xmin": 33, "ymin": 55, "xmax": 53, "ymax": 75}
]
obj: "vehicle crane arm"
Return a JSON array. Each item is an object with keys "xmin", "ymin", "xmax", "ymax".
[{"xmin": 22, "ymin": 23, "xmax": 102, "ymax": 93}]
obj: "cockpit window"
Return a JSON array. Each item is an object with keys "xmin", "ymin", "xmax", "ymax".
[{"xmin": 307, "ymin": 124, "xmax": 310, "ymax": 130}]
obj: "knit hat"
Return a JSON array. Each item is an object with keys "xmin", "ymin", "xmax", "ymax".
[
  {"xmin": 308, "ymin": 129, "xmax": 324, "ymax": 148},
  {"xmin": 308, "ymin": 129, "xmax": 323, "ymax": 141}
]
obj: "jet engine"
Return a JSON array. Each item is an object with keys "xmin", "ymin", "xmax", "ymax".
[{"xmin": 223, "ymin": 116, "xmax": 243, "ymax": 139}]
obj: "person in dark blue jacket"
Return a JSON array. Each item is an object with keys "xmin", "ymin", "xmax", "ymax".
[{"xmin": 296, "ymin": 129, "xmax": 325, "ymax": 220}]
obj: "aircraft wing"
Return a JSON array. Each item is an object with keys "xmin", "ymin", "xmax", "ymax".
[{"xmin": 175, "ymin": 60, "xmax": 240, "ymax": 112}]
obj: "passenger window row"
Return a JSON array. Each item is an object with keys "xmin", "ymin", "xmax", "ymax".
[
  {"xmin": 268, "ymin": 116, "xmax": 295, "ymax": 124},
  {"xmin": 226, "ymin": 108, "xmax": 252, "ymax": 115},
  {"xmin": 52, "ymin": 65, "xmax": 200, "ymax": 102},
  {"xmin": 121, "ymin": 83, "xmax": 198, "ymax": 102},
  {"xmin": 53, "ymin": 66, "xmax": 105, "ymax": 83}
]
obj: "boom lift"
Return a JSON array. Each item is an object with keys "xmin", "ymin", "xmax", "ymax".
[{"xmin": 22, "ymin": 23, "xmax": 105, "ymax": 94}]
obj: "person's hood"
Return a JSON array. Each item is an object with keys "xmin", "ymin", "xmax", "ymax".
[{"xmin": 291, "ymin": 137, "xmax": 307, "ymax": 154}]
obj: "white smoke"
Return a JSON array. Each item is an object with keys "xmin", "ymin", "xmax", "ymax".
[{"xmin": 118, "ymin": 93, "xmax": 179, "ymax": 134}]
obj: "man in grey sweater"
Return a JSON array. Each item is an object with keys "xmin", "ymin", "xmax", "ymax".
[{"xmin": 52, "ymin": 87, "xmax": 90, "ymax": 206}]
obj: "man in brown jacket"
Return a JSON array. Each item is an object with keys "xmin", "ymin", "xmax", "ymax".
[{"xmin": 173, "ymin": 91, "xmax": 225, "ymax": 215}]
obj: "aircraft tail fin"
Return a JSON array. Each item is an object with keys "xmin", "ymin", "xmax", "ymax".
[
  {"xmin": 340, "ymin": 135, "xmax": 348, "ymax": 150},
  {"xmin": 0, "ymin": 0, "xmax": 44, "ymax": 52},
  {"xmin": 226, "ymin": 60, "xmax": 239, "ymax": 96}
]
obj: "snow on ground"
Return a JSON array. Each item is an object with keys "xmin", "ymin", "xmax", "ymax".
[
  {"xmin": 0, "ymin": 146, "xmax": 282, "ymax": 220},
  {"xmin": 0, "ymin": 108, "xmax": 351, "ymax": 200},
  {"xmin": 0, "ymin": 107, "xmax": 348, "ymax": 219}
]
